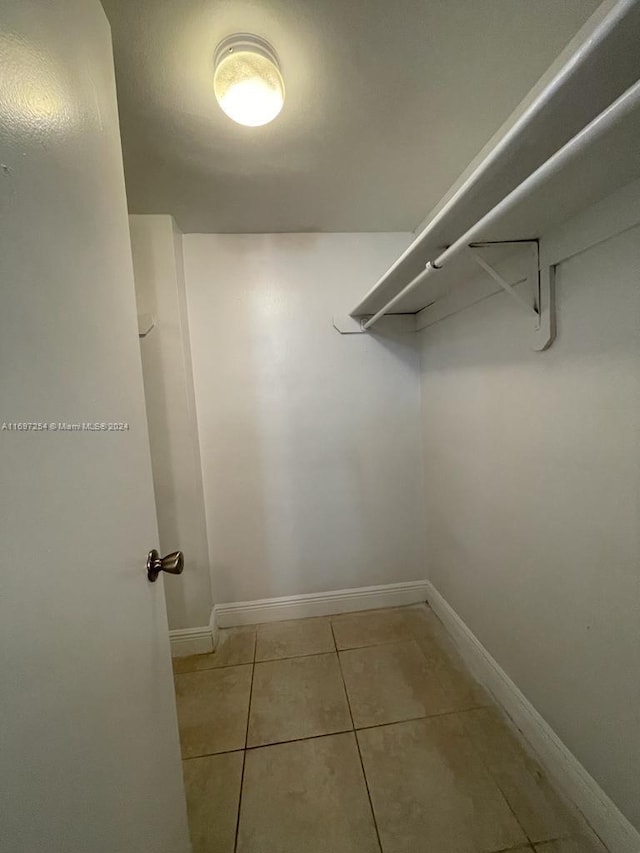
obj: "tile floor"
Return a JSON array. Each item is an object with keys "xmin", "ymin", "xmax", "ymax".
[{"xmin": 173, "ymin": 605, "xmax": 607, "ymax": 853}]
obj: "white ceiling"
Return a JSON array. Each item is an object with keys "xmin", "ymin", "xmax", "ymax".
[{"xmin": 101, "ymin": 0, "xmax": 601, "ymax": 234}]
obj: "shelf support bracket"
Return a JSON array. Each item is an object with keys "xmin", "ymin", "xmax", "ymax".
[
  {"xmin": 332, "ymin": 315, "xmax": 367, "ymax": 334},
  {"xmin": 468, "ymin": 245, "xmax": 538, "ymax": 320},
  {"xmin": 468, "ymin": 241, "xmax": 555, "ymax": 351},
  {"xmin": 332, "ymin": 314, "xmax": 417, "ymax": 335},
  {"xmin": 138, "ymin": 313, "xmax": 156, "ymax": 338},
  {"xmin": 533, "ymin": 263, "xmax": 556, "ymax": 351}
]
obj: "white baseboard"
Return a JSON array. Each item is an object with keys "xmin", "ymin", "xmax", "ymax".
[
  {"xmin": 425, "ymin": 581, "xmax": 640, "ymax": 853},
  {"xmin": 214, "ymin": 580, "xmax": 430, "ymax": 628},
  {"xmin": 169, "ymin": 609, "xmax": 218, "ymax": 658}
]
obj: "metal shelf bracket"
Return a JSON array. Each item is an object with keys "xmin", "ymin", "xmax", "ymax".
[
  {"xmin": 332, "ymin": 315, "xmax": 368, "ymax": 334},
  {"xmin": 138, "ymin": 313, "xmax": 156, "ymax": 338},
  {"xmin": 468, "ymin": 241, "xmax": 555, "ymax": 351},
  {"xmin": 332, "ymin": 314, "xmax": 417, "ymax": 335}
]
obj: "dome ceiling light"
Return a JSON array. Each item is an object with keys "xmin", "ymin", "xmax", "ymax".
[{"xmin": 213, "ymin": 34, "xmax": 285, "ymax": 127}]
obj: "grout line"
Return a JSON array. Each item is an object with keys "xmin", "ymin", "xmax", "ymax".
[
  {"xmin": 181, "ymin": 703, "xmax": 495, "ymax": 762},
  {"xmin": 456, "ymin": 709, "xmax": 541, "ymax": 850},
  {"xmin": 177, "ymin": 637, "xmax": 430, "ymax": 676},
  {"xmin": 175, "ymin": 607, "xmax": 436, "ymax": 673},
  {"xmin": 175, "ymin": 645, "xmax": 339, "ymax": 675},
  {"xmin": 354, "ymin": 705, "xmax": 490, "ymax": 733},
  {"xmin": 255, "ymin": 647, "xmax": 338, "ymax": 665},
  {"xmin": 493, "ymin": 783, "xmax": 534, "ymax": 848},
  {"xmin": 182, "ymin": 747, "xmax": 245, "ymax": 761},
  {"xmin": 471, "ymin": 741, "xmax": 535, "ymax": 847},
  {"xmin": 330, "ymin": 622, "xmax": 354, "ymax": 732},
  {"xmin": 173, "ymin": 659, "xmax": 255, "ymax": 674},
  {"xmin": 245, "ymin": 727, "xmax": 355, "ymax": 752},
  {"xmin": 331, "ymin": 621, "xmax": 384, "ymax": 853},
  {"xmin": 232, "ymin": 640, "xmax": 256, "ymax": 853},
  {"xmin": 334, "ymin": 636, "xmax": 419, "ymax": 653},
  {"xmin": 328, "ymin": 604, "xmax": 423, "ymax": 623}
]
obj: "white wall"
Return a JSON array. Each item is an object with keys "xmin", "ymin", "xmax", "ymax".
[
  {"xmin": 419, "ymin": 221, "xmax": 640, "ymax": 831},
  {"xmin": 182, "ymin": 233, "xmax": 426, "ymax": 604},
  {"xmin": 130, "ymin": 215, "xmax": 212, "ymax": 630}
]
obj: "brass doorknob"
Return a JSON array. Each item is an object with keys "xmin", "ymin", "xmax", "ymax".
[{"xmin": 147, "ymin": 549, "xmax": 184, "ymax": 582}]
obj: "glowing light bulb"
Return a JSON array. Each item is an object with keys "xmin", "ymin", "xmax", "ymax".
[{"xmin": 214, "ymin": 35, "xmax": 284, "ymax": 127}]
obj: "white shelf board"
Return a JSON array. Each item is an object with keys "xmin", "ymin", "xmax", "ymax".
[
  {"xmin": 365, "ymin": 91, "xmax": 640, "ymax": 316},
  {"xmin": 417, "ymin": 176, "xmax": 640, "ymax": 333},
  {"xmin": 352, "ymin": 0, "xmax": 640, "ymax": 317}
]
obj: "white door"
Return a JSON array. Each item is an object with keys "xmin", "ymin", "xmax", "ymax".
[{"xmin": 0, "ymin": 3, "xmax": 190, "ymax": 851}]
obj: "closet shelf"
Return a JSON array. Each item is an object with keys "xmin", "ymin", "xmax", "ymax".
[
  {"xmin": 347, "ymin": 0, "xmax": 640, "ymax": 332},
  {"xmin": 366, "ymin": 80, "xmax": 640, "ymax": 326}
]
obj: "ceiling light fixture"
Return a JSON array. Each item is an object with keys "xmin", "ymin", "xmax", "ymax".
[{"xmin": 213, "ymin": 34, "xmax": 285, "ymax": 127}]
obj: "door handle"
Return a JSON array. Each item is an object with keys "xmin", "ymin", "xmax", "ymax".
[{"xmin": 147, "ymin": 549, "xmax": 184, "ymax": 582}]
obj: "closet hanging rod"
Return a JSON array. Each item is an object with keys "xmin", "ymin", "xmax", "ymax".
[
  {"xmin": 351, "ymin": 0, "xmax": 639, "ymax": 319},
  {"xmin": 361, "ymin": 76, "xmax": 640, "ymax": 331}
]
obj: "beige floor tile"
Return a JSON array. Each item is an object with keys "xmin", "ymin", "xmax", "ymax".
[
  {"xmin": 247, "ymin": 652, "xmax": 352, "ymax": 746},
  {"xmin": 331, "ymin": 608, "xmax": 416, "ymax": 650},
  {"xmin": 237, "ymin": 732, "xmax": 380, "ymax": 853},
  {"xmin": 175, "ymin": 665, "xmax": 252, "ymax": 758},
  {"xmin": 401, "ymin": 604, "xmax": 452, "ymax": 642},
  {"xmin": 385, "ymin": 605, "xmax": 490, "ymax": 709},
  {"xmin": 416, "ymin": 629, "xmax": 490, "ymax": 708},
  {"xmin": 255, "ymin": 617, "xmax": 334, "ymax": 661},
  {"xmin": 173, "ymin": 627, "xmax": 256, "ymax": 674},
  {"xmin": 462, "ymin": 707, "xmax": 583, "ymax": 843},
  {"xmin": 404, "ymin": 605, "xmax": 484, "ymax": 667},
  {"xmin": 358, "ymin": 716, "xmax": 527, "ymax": 853},
  {"xmin": 339, "ymin": 640, "xmax": 462, "ymax": 727},
  {"xmin": 183, "ymin": 752, "xmax": 243, "ymax": 853}
]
